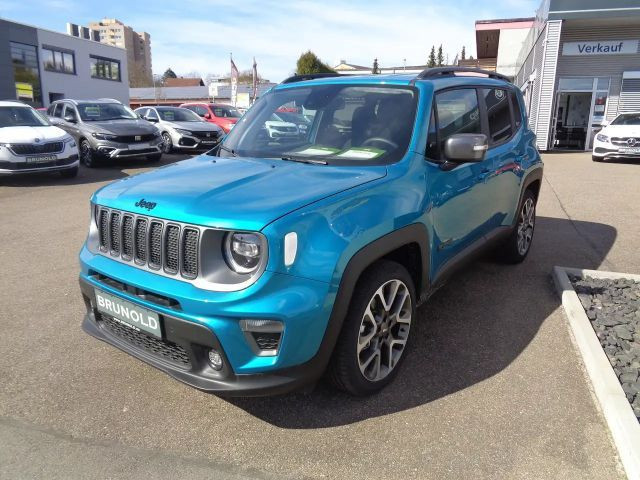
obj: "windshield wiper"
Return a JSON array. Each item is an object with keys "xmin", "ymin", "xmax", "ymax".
[
  {"xmin": 280, "ymin": 156, "xmax": 327, "ymax": 165},
  {"xmin": 218, "ymin": 144, "xmax": 237, "ymax": 157}
]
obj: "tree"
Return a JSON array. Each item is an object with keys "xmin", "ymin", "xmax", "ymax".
[
  {"xmin": 461, "ymin": 46, "xmax": 466, "ymax": 60},
  {"xmin": 437, "ymin": 45, "xmax": 444, "ymax": 67},
  {"xmin": 295, "ymin": 51, "xmax": 336, "ymax": 75},
  {"xmin": 162, "ymin": 68, "xmax": 177, "ymax": 82},
  {"xmin": 427, "ymin": 46, "xmax": 436, "ymax": 68},
  {"xmin": 372, "ymin": 58, "xmax": 380, "ymax": 74}
]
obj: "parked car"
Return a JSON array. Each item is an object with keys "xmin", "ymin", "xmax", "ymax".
[
  {"xmin": 264, "ymin": 114, "xmax": 299, "ymax": 139},
  {"xmin": 79, "ymin": 68, "xmax": 542, "ymax": 397},
  {"xmin": 48, "ymin": 98, "xmax": 163, "ymax": 167},
  {"xmin": 0, "ymin": 100, "xmax": 79, "ymax": 177},
  {"xmin": 135, "ymin": 106, "xmax": 223, "ymax": 153},
  {"xmin": 180, "ymin": 102, "xmax": 242, "ymax": 133},
  {"xmin": 274, "ymin": 111, "xmax": 311, "ymax": 134},
  {"xmin": 592, "ymin": 112, "xmax": 640, "ymax": 162}
]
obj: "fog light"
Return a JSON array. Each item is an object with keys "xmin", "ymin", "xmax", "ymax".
[{"xmin": 208, "ymin": 349, "xmax": 223, "ymax": 370}]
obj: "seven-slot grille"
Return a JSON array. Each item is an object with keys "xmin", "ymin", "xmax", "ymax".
[{"xmin": 97, "ymin": 207, "xmax": 200, "ymax": 279}]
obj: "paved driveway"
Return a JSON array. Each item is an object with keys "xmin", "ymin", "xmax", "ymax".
[{"xmin": 0, "ymin": 152, "xmax": 636, "ymax": 479}]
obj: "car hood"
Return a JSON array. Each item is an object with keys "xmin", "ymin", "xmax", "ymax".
[
  {"xmin": 93, "ymin": 154, "xmax": 387, "ymax": 231},
  {"xmin": 85, "ymin": 119, "xmax": 158, "ymax": 135},
  {"xmin": 602, "ymin": 124, "xmax": 640, "ymax": 138},
  {"xmin": 164, "ymin": 121, "xmax": 221, "ymax": 132},
  {"xmin": 0, "ymin": 125, "xmax": 67, "ymax": 143}
]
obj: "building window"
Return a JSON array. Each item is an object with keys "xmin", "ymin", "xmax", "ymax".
[
  {"xmin": 89, "ymin": 55, "xmax": 121, "ymax": 81},
  {"xmin": 42, "ymin": 46, "xmax": 75, "ymax": 74},
  {"xmin": 10, "ymin": 41, "xmax": 42, "ymax": 107}
]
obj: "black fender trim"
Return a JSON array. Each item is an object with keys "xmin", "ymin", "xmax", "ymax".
[{"xmin": 513, "ymin": 167, "xmax": 543, "ymax": 228}]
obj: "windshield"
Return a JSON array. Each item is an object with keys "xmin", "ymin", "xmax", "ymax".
[
  {"xmin": 0, "ymin": 106, "xmax": 50, "ymax": 127},
  {"xmin": 212, "ymin": 105, "xmax": 242, "ymax": 118},
  {"xmin": 221, "ymin": 84, "xmax": 418, "ymax": 165},
  {"xmin": 156, "ymin": 107, "xmax": 202, "ymax": 122},
  {"xmin": 77, "ymin": 103, "xmax": 137, "ymax": 121},
  {"xmin": 611, "ymin": 113, "xmax": 640, "ymax": 126}
]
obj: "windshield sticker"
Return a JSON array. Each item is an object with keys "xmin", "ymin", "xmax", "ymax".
[
  {"xmin": 336, "ymin": 147, "xmax": 385, "ymax": 159},
  {"xmin": 294, "ymin": 146, "xmax": 340, "ymax": 156},
  {"xmin": 163, "ymin": 112, "xmax": 175, "ymax": 121},
  {"xmin": 84, "ymin": 106, "xmax": 100, "ymax": 117}
]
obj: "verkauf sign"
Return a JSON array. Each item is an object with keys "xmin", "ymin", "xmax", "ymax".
[{"xmin": 563, "ymin": 40, "xmax": 639, "ymax": 56}]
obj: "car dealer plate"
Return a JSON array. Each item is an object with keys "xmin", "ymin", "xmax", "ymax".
[
  {"xmin": 95, "ymin": 289, "xmax": 161, "ymax": 338},
  {"xmin": 26, "ymin": 155, "xmax": 56, "ymax": 163},
  {"xmin": 619, "ymin": 147, "xmax": 640, "ymax": 154}
]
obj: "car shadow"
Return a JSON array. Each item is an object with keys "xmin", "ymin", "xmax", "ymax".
[
  {"xmin": 227, "ymin": 216, "xmax": 616, "ymax": 429},
  {"xmin": 0, "ymin": 153, "xmax": 193, "ymax": 188}
]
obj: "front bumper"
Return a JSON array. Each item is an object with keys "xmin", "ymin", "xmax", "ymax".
[
  {"xmin": 0, "ymin": 154, "xmax": 78, "ymax": 175},
  {"xmin": 593, "ymin": 145, "xmax": 640, "ymax": 160},
  {"xmin": 172, "ymin": 131, "xmax": 220, "ymax": 150},
  {"xmin": 79, "ymin": 248, "xmax": 336, "ymax": 396},
  {"xmin": 94, "ymin": 139, "xmax": 163, "ymax": 159}
]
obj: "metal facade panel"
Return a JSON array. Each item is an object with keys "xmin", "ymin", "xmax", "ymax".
[{"xmin": 535, "ymin": 20, "xmax": 562, "ymax": 150}]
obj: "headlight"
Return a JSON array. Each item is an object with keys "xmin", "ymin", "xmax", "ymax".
[
  {"xmin": 63, "ymin": 135, "xmax": 76, "ymax": 147},
  {"xmin": 224, "ymin": 232, "xmax": 263, "ymax": 273},
  {"xmin": 92, "ymin": 132, "xmax": 118, "ymax": 141},
  {"xmin": 175, "ymin": 128, "xmax": 191, "ymax": 135},
  {"xmin": 596, "ymin": 133, "xmax": 609, "ymax": 143}
]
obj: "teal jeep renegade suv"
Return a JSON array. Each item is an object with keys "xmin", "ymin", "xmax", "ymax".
[{"xmin": 79, "ymin": 67, "xmax": 543, "ymax": 396}]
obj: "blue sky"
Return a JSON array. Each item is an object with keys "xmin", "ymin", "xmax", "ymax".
[{"xmin": 1, "ymin": 0, "xmax": 538, "ymax": 82}]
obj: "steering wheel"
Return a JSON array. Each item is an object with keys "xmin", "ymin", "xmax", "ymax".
[{"xmin": 361, "ymin": 137, "xmax": 398, "ymax": 150}]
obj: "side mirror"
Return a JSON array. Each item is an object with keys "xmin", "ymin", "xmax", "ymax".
[
  {"xmin": 204, "ymin": 113, "xmax": 212, "ymax": 119},
  {"xmin": 444, "ymin": 134, "xmax": 488, "ymax": 163},
  {"xmin": 63, "ymin": 114, "xmax": 77, "ymax": 123},
  {"xmin": 600, "ymin": 120, "xmax": 609, "ymax": 127},
  {"xmin": 144, "ymin": 116, "xmax": 158, "ymax": 123}
]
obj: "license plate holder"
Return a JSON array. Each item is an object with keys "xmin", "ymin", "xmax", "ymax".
[
  {"xmin": 618, "ymin": 147, "xmax": 640, "ymax": 154},
  {"xmin": 26, "ymin": 155, "xmax": 57, "ymax": 163},
  {"xmin": 95, "ymin": 289, "xmax": 162, "ymax": 338}
]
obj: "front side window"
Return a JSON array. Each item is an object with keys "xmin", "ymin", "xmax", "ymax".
[
  {"xmin": 481, "ymin": 88, "xmax": 512, "ymax": 144},
  {"xmin": 0, "ymin": 106, "xmax": 49, "ymax": 127},
  {"xmin": 43, "ymin": 46, "xmax": 75, "ymax": 74},
  {"xmin": 222, "ymin": 84, "xmax": 418, "ymax": 165},
  {"xmin": 89, "ymin": 56, "xmax": 121, "ymax": 81},
  {"xmin": 77, "ymin": 103, "xmax": 136, "ymax": 121},
  {"xmin": 53, "ymin": 103, "xmax": 64, "ymax": 117},
  {"xmin": 436, "ymin": 88, "xmax": 481, "ymax": 149},
  {"xmin": 611, "ymin": 113, "xmax": 640, "ymax": 126},
  {"xmin": 63, "ymin": 104, "xmax": 77, "ymax": 121}
]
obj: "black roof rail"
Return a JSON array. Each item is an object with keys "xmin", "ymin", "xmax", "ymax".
[
  {"xmin": 415, "ymin": 67, "xmax": 511, "ymax": 83},
  {"xmin": 280, "ymin": 72, "xmax": 342, "ymax": 84}
]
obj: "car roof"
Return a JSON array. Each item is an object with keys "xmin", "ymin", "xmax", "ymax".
[{"xmin": 0, "ymin": 100, "xmax": 32, "ymax": 108}]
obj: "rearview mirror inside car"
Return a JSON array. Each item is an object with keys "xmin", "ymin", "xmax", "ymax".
[{"xmin": 444, "ymin": 134, "xmax": 488, "ymax": 163}]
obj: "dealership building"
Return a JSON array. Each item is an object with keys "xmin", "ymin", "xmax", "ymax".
[
  {"xmin": 506, "ymin": 0, "xmax": 640, "ymax": 151},
  {"xmin": 0, "ymin": 18, "xmax": 129, "ymax": 108}
]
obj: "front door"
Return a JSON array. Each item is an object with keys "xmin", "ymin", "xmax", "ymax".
[{"xmin": 551, "ymin": 91, "xmax": 592, "ymax": 150}]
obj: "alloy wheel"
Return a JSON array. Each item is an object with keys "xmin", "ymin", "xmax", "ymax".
[
  {"xmin": 517, "ymin": 197, "xmax": 535, "ymax": 256},
  {"xmin": 81, "ymin": 141, "xmax": 93, "ymax": 167},
  {"xmin": 162, "ymin": 133, "xmax": 172, "ymax": 153},
  {"xmin": 357, "ymin": 279, "xmax": 412, "ymax": 382}
]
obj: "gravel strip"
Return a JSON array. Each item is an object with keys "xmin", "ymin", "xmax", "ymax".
[{"xmin": 570, "ymin": 275, "xmax": 640, "ymax": 421}]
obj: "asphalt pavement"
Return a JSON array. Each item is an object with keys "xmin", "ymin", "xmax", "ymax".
[{"xmin": 1, "ymin": 151, "xmax": 637, "ymax": 479}]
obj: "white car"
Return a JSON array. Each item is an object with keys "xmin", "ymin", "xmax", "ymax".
[
  {"xmin": 265, "ymin": 114, "xmax": 299, "ymax": 139},
  {"xmin": 0, "ymin": 101, "xmax": 79, "ymax": 177},
  {"xmin": 135, "ymin": 106, "xmax": 223, "ymax": 153},
  {"xmin": 592, "ymin": 112, "xmax": 640, "ymax": 162}
]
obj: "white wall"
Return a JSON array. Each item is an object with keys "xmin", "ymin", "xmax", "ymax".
[
  {"xmin": 497, "ymin": 28, "xmax": 533, "ymax": 77},
  {"xmin": 37, "ymin": 28, "xmax": 129, "ymax": 106}
]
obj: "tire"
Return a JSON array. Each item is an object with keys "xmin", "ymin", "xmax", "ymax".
[
  {"xmin": 59, "ymin": 165, "xmax": 78, "ymax": 178},
  {"xmin": 499, "ymin": 189, "xmax": 537, "ymax": 264},
  {"xmin": 146, "ymin": 153, "xmax": 162, "ymax": 162},
  {"xmin": 161, "ymin": 132, "xmax": 173, "ymax": 153},
  {"xmin": 80, "ymin": 140, "xmax": 98, "ymax": 168},
  {"xmin": 592, "ymin": 155, "xmax": 603, "ymax": 162},
  {"xmin": 328, "ymin": 260, "xmax": 416, "ymax": 396}
]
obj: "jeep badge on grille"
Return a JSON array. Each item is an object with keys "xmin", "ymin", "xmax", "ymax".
[{"xmin": 135, "ymin": 198, "xmax": 157, "ymax": 211}]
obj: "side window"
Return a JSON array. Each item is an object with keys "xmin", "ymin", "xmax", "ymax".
[
  {"xmin": 193, "ymin": 105, "xmax": 207, "ymax": 117},
  {"xmin": 213, "ymin": 107, "xmax": 224, "ymax": 117},
  {"xmin": 47, "ymin": 104, "xmax": 55, "ymax": 115},
  {"xmin": 63, "ymin": 104, "xmax": 77, "ymax": 121},
  {"xmin": 146, "ymin": 108, "xmax": 158, "ymax": 120},
  {"xmin": 425, "ymin": 109, "xmax": 439, "ymax": 160},
  {"xmin": 481, "ymin": 88, "xmax": 512, "ymax": 144},
  {"xmin": 435, "ymin": 88, "xmax": 481, "ymax": 150},
  {"xmin": 136, "ymin": 108, "xmax": 148, "ymax": 117},
  {"xmin": 53, "ymin": 103, "xmax": 64, "ymax": 118},
  {"xmin": 510, "ymin": 90, "xmax": 523, "ymax": 129}
]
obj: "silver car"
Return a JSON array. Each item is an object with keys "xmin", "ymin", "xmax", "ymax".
[{"xmin": 135, "ymin": 106, "xmax": 224, "ymax": 153}]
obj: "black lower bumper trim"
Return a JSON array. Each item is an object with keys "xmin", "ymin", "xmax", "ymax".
[{"xmin": 79, "ymin": 276, "xmax": 322, "ymax": 397}]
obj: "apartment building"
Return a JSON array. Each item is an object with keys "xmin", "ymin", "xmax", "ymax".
[
  {"xmin": 0, "ymin": 18, "xmax": 128, "ymax": 107},
  {"xmin": 68, "ymin": 18, "xmax": 152, "ymax": 87}
]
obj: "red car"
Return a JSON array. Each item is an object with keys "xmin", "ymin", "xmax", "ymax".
[{"xmin": 179, "ymin": 103, "xmax": 242, "ymax": 133}]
